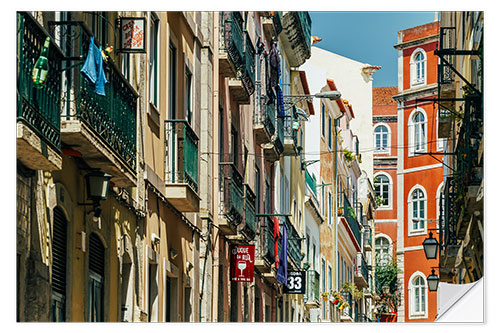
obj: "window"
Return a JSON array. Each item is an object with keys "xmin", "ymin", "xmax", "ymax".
[
  {"xmin": 436, "ymin": 182, "xmax": 444, "ymax": 232},
  {"xmin": 409, "ymin": 187, "xmax": 426, "ymax": 234},
  {"xmin": 436, "ymin": 113, "xmax": 444, "ymax": 151},
  {"xmin": 374, "ymin": 125, "xmax": 389, "ymax": 152},
  {"xmin": 410, "ymin": 49, "xmax": 426, "ymax": 86},
  {"xmin": 185, "ymin": 65, "xmax": 193, "ymax": 124},
  {"xmin": 149, "ymin": 14, "xmax": 159, "ymax": 107},
  {"xmin": 328, "ymin": 115, "xmax": 332, "ymax": 150},
  {"xmin": 169, "ymin": 42, "xmax": 177, "ymax": 119},
  {"xmin": 409, "ymin": 273, "xmax": 427, "ymax": 318},
  {"xmin": 321, "ymin": 258, "xmax": 326, "ymax": 319},
  {"xmin": 375, "ymin": 236, "xmax": 391, "ymax": 264},
  {"xmin": 52, "ymin": 207, "xmax": 68, "ymax": 322},
  {"xmin": 328, "ymin": 265, "xmax": 332, "ymax": 292},
  {"xmin": 321, "ymin": 103, "xmax": 325, "ymax": 137},
  {"xmin": 374, "ymin": 174, "xmax": 391, "ymax": 208},
  {"xmin": 409, "ymin": 109, "xmax": 427, "ymax": 155},
  {"xmin": 88, "ymin": 233, "xmax": 105, "ymax": 322},
  {"xmin": 328, "ymin": 191, "xmax": 332, "ymax": 225}
]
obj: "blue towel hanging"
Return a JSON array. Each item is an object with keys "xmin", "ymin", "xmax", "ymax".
[{"xmin": 81, "ymin": 36, "xmax": 108, "ymax": 96}]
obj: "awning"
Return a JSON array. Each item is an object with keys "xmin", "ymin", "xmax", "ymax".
[{"xmin": 435, "ymin": 277, "xmax": 484, "ymax": 322}]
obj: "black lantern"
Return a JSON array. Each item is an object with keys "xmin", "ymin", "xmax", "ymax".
[
  {"xmin": 427, "ymin": 269, "xmax": 439, "ymax": 292},
  {"xmin": 422, "ymin": 231, "xmax": 439, "ymax": 260},
  {"xmin": 85, "ymin": 171, "xmax": 112, "ymax": 203}
]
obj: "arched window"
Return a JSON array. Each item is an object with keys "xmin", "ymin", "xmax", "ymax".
[
  {"xmin": 375, "ymin": 236, "xmax": 391, "ymax": 264},
  {"xmin": 409, "ymin": 109, "xmax": 427, "ymax": 155},
  {"xmin": 410, "ymin": 274, "xmax": 427, "ymax": 318},
  {"xmin": 436, "ymin": 182, "xmax": 444, "ymax": 232},
  {"xmin": 409, "ymin": 187, "xmax": 426, "ymax": 234},
  {"xmin": 374, "ymin": 174, "xmax": 391, "ymax": 208},
  {"xmin": 410, "ymin": 49, "xmax": 426, "ymax": 86},
  {"xmin": 374, "ymin": 125, "xmax": 389, "ymax": 152}
]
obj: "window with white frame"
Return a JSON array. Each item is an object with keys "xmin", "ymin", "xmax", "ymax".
[
  {"xmin": 436, "ymin": 182, "xmax": 444, "ymax": 232},
  {"xmin": 149, "ymin": 13, "xmax": 159, "ymax": 108},
  {"xmin": 409, "ymin": 110, "xmax": 427, "ymax": 154},
  {"xmin": 409, "ymin": 187, "xmax": 426, "ymax": 233},
  {"xmin": 409, "ymin": 273, "xmax": 427, "ymax": 318},
  {"xmin": 374, "ymin": 124, "xmax": 389, "ymax": 153},
  {"xmin": 410, "ymin": 49, "xmax": 426, "ymax": 86},
  {"xmin": 374, "ymin": 174, "xmax": 391, "ymax": 208},
  {"xmin": 375, "ymin": 236, "xmax": 391, "ymax": 264},
  {"xmin": 436, "ymin": 113, "xmax": 444, "ymax": 151}
]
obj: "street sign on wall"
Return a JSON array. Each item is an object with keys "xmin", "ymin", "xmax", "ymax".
[
  {"xmin": 284, "ymin": 270, "xmax": 306, "ymax": 294},
  {"xmin": 119, "ymin": 17, "xmax": 146, "ymax": 53},
  {"xmin": 230, "ymin": 244, "xmax": 255, "ymax": 282}
]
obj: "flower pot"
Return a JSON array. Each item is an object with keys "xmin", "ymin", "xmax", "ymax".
[
  {"xmin": 337, "ymin": 208, "xmax": 343, "ymax": 215},
  {"xmin": 322, "ymin": 295, "xmax": 328, "ymax": 301},
  {"xmin": 333, "ymin": 299, "xmax": 339, "ymax": 305}
]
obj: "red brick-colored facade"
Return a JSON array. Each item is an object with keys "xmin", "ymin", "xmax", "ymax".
[{"xmin": 394, "ymin": 21, "xmax": 443, "ymax": 322}]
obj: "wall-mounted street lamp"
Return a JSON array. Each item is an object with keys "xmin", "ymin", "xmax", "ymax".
[
  {"xmin": 283, "ymin": 90, "xmax": 342, "ymax": 111},
  {"xmin": 80, "ymin": 170, "xmax": 112, "ymax": 220},
  {"xmin": 422, "ymin": 229, "xmax": 440, "ymax": 260},
  {"xmin": 427, "ymin": 268, "xmax": 440, "ymax": 292}
]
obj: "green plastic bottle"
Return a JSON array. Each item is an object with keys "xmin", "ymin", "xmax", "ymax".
[{"xmin": 32, "ymin": 37, "xmax": 50, "ymax": 88}]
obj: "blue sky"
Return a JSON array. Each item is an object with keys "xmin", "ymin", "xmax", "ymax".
[{"xmin": 309, "ymin": 11, "xmax": 438, "ymax": 87}]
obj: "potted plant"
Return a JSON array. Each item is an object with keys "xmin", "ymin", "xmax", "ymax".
[
  {"xmin": 303, "ymin": 262, "xmax": 311, "ymax": 270},
  {"xmin": 347, "ymin": 206, "xmax": 357, "ymax": 220},
  {"xmin": 337, "ymin": 207, "xmax": 344, "ymax": 215},
  {"xmin": 321, "ymin": 291, "xmax": 329, "ymax": 301}
]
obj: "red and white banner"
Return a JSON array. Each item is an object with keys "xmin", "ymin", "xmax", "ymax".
[{"xmin": 230, "ymin": 244, "xmax": 255, "ymax": 282}]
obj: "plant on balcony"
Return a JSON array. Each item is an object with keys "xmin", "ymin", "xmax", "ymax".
[
  {"xmin": 342, "ymin": 282, "xmax": 363, "ymax": 301},
  {"xmin": 347, "ymin": 206, "xmax": 357, "ymax": 220},
  {"xmin": 337, "ymin": 207, "xmax": 344, "ymax": 215},
  {"xmin": 343, "ymin": 149, "xmax": 355, "ymax": 162},
  {"xmin": 321, "ymin": 291, "xmax": 329, "ymax": 301},
  {"xmin": 375, "ymin": 195, "xmax": 385, "ymax": 207}
]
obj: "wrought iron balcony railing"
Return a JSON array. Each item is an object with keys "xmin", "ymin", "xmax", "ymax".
[
  {"xmin": 17, "ymin": 12, "xmax": 64, "ymax": 152},
  {"xmin": 341, "ymin": 291, "xmax": 353, "ymax": 319},
  {"xmin": 220, "ymin": 12, "xmax": 245, "ymax": 73},
  {"xmin": 280, "ymin": 11, "xmax": 312, "ymax": 67},
  {"xmin": 275, "ymin": 114, "xmax": 285, "ymax": 154},
  {"xmin": 281, "ymin": 215, "xmax": 302, "ymax": 268},
  {"xmin": 165, "ymin": 120, "xmax": 199, "ymax": 192},
  {"xmin": 262, "ymin": 215, "xmax": 275, "ymax": 264},
  {"xmin": 343, "ymin": 193, "xmax": 361, "ymax": 247},
  {"xmin": 51, "ymin": 19, "xmax": 138, "ymax": 171},
  {"xmin": 356, "ymin": 252, "xmax": 369, "ymax": 283},
  {"xmin": 243, "ymin": 184, "xmax": 257, "ymax": 240},
  {"xmin": 221, "ymin": 163, "xmax": 245, "ymax": 225},
  {"xmin": 240, "ymin": 30, "xmax": 256, "ymax": 96}
]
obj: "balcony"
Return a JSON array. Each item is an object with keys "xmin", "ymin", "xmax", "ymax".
[
  {"xmin": 254, "ymin": 101, "xmax": 276, "ymax": 146},
  {"xmin": 164, "ymin": 120, "xmax": 200, "ymax": 212},
  {"xmin": 354, "ymin": 252, "xmax": 369, "ymax": 289},
  {"xmin": 17, "ymin": 12, "xmax": 63, "ymax": 171},
  {"xmin": 219, "ymin": 163, "xmax": 244, "ymax": 235},
  {"xmin": 255, "ymin": 216, "xmax": 275, "ymax": 273},
  {"xmin": 281, "ymin": 216, "xmax": 303, "ymax": 269},
  {"xmin": 220, "ymin": 12, "xmax": 255, "ymax": 103},
  {"xmin": 280, "ymin": 11, "xmax": 312, "ymax": 67},
  {"xmin": 241, "ymin": 184, "xmax": 257, "ymax": 241},
  {"xmin": 261, "ymin": 12, "xmax": 282, "ymax": 41},
  {"xmin": 55, "ymin": 20, "xmax": 138, "ymax": 188},
  {"xmin": 262, "ymin": 114, "xmax": 284, "ymax": 162},
  {"xmin": 219, "ymin": 11, "xmax": 244, "ymax": 78},
  {"xmin": 342, "ymin": 194, "xmax": 362, "ymax": 248},
  {"xmin": 305, "ymin": 269, "xmax": 320, "ymax": 308},
  {"xmin": 282, "ymin": 108, "xmax": 300, "ymax": 156}
]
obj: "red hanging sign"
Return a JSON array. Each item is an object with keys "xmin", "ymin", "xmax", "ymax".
[{"xmin": 230, "ymin": 245, "xmax": 255, "ymax": 282}]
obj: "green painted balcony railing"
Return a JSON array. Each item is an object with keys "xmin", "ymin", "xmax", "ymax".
[
  {"xmin": 298, "ymin": 11, "xmax": 312, "ymax": 53},
  {"xmin": 305, "ymin": 169, "xmax": 317, "ymax": 196},
  {"xmin": 306, "ymin": 269, "xmax": 320, "ymax": 304},
  {"xmin": 221, "ymin": 163, "xmax": 244, "ymax": 225},
  {"xmin": 343, "ymin": 193, "xmax": 361, "ymax": 247},
  {"xmin": 165, "ymin": 120, "xmax": 199, "ymax": 193},
  {"xmin": 263, "ymin": 102, "xmax": 276, "ymax": 136},
  {"xmin": 221, "ymin": 12, "xmax": 245, "ymax": 72},
  {"xmin": 284, "ymin": 108, "xmax": 298, "ymax": 146},
  {"xmin": 282, "ymin": 216, "xmax": 302, "ymax": 268},
  {"xmin": 53, "ymin": 20, "xmax": 138, "ymax": 171},
  {"xmin": 240, "ymin": 30, "xmax": 255, "ymax": 95},
  {"xmin": 263, "ymin": 216, "xmax": 275, "ymax": 263},
  {"xmin": 356, "ymin": 252, "xmax": 369, "ymax": 283},
  {"xmin": 275, "ymin": 115, "xmax": 285, "ymax": 154},
  {"xmin": 243, "ymin": 184, "xmax": 257, "ymax": 239},
  {"xmin": 17, "ymin": 12, "xmax": 64, "ymax": 151}
]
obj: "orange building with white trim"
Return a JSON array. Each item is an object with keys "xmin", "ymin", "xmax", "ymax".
[{"xmin": 393, "ymin": 21, "xmax": 443, "ymax": 322}]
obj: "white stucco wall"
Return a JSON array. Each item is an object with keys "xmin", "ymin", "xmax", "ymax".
[{"xmin": 301, "ymin": 46, "xmax": 375, "ymax": 180}]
